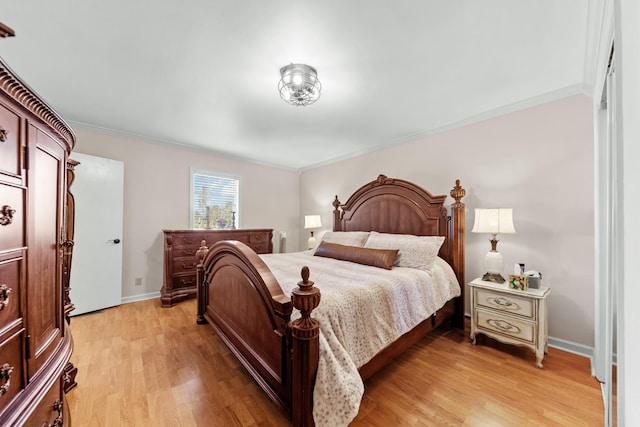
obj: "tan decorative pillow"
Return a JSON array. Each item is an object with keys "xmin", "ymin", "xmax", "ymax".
[
  {"xmin": 313, "ymin": 241, "xmax": 398, "ymax": 270},
  {"xmin": 364, "ymin": 231, "xmax": 445, "ymax": 272},
  {"xmin": 319, "ymin": 231, "xmax": 370, "ymax": 248}
]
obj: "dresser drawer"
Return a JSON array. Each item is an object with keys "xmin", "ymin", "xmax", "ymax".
[
  {"xmin": 172, "ymin": 245, "xmax": 201, "ymax": 258},
  {"xmin": 0, "ymin": 329, "xmax": 26, "ymax": 416},
  {"xmin": 0, "ymin": 184, "xmax": 25, "ymax": 252},
  {"xmin": 171, "ymin": 273, "xmax": 197, "ymax": 290},
  {"xmin": 171, "ymin": 233, "xmax": 206, "ymax": 247},
  {"xmin": 475, "ymin": 288, "xmax": 534, "ymax": 319},
  {"xmin": 171, "ymin": 257, "xmax": 199, "ymax": 274},
  {"xmin": 0, "ymin": 253, "xmax": 23, "ymax": 330},
  {"xmin": 0, "ymin": 102, "xmax": 22, "ymax": 184},
  {"xmin": 475, "ymin": 308, "xmax": 535, "ymax": 344},
  {"xmin": 247, "ymin": 233, "xmax": 270, "ymax": 253}
]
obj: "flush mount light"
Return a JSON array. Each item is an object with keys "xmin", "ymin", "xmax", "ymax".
[{"xmin": 278, "ymin": 63, "xmax": 321, "ymax": 106}]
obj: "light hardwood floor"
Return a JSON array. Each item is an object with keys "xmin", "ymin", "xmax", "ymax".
[{"xmin": 67, "ymin": 298, "xmax": 604, "ymax": 426}]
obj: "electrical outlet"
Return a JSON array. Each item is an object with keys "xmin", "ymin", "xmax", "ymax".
[{"xmin": 135, "ymin": 277, "xmax": 142, "ymax": 286}]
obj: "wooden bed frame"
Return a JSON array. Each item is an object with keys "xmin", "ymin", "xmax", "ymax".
[{"xmin": 196, "ymin": 175, "xmax": 466, "ymax": 426}]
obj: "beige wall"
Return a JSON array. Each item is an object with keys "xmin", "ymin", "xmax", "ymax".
[
  {"xmin": 72, "ymin": 127, "xmax": 300, "ymax": 300},
  {"xmin": 71, "ymin": 94, "xmax": 595, "ymax": 348},
  {"xmin": 299, "ymin": 94, "xmax": 595, "ymax": 347}
]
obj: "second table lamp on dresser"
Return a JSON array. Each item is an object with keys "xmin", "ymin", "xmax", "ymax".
[
  {"xmin": 304, "ymin": 214, "xmax": 322, "ymax": 249},
  {"xmin": 472, "ymin": 208, "xmax": 516, "ymax": 283}
]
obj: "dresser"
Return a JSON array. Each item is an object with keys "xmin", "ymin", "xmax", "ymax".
[
  {"xmin": 0, "ymin": 53, "xmax": 76, "ymax": 425},
  {"xmin": 162, "ymin": 229, "xmax": 273, "ymax": 307},
  {"xmin": 469, "ymin": 277, "xmax": 550, "ymax": 368}
]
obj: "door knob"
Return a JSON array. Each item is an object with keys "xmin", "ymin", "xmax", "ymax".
[{"xmin": 108, "ymin": 238, "xmax": 121, "ymax": 244}]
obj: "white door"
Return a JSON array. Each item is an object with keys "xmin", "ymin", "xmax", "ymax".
[{"xmin": 69, "ymin": 152, "xmax": 124, "ymax": 316}]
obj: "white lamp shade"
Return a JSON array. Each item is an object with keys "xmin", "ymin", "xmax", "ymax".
[
  {"xmin": 471, "ymin": 208, "xmax": 516, "ymax": 234},
  {"xmin": 304, "ymin": 215, "xmax": 322, "ymax": 229}
]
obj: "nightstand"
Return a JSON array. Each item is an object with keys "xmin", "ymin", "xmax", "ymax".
[{"xmin": 469, "ymin": 277, "xmax": 550, "ymax": 368}]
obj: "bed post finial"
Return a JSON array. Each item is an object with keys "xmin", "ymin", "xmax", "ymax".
[
  {"xmin": 195, "ymin": 240, "xmax": 210, "ymax": 325},
  {"xmin": 333, "ymin": 195, "xmax": 342, "ymax": 231},
  {"xmin": 196, "ymin": 240, "xmax": 209, "ymax": 265},
  {"xmin": 290, "ymin": 267, "xmax": 321, "ymax": 426},
  {"xmin": 450, "ymin": 179, "xmax": 466, "ymax": 207},
  {"xmin": 291, "ymin": 267, "xmax": 321, "ymax": 332}
]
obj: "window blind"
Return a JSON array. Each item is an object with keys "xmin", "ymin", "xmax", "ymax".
[{"xmin": 192, "ymin": 172, "xmax": 239, "ymax": 229}]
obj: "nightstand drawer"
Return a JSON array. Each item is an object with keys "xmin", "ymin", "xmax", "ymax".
[
  {"xmin": 475, "ymin": 288, "xmax": 534, "ymax": 319},
  {"xmin": 476, "ymin": 309, "xmax": 534, "ymax": 343}
]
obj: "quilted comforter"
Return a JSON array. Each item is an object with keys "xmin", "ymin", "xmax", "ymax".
[{"xmin": 260, "ymin": 251, "xmax": 460, "ymax": 427}]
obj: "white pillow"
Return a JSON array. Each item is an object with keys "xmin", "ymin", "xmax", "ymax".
[
  {"xmin": 319, "ymin": 231, "xmax": 370, "ymax": 248},
  {"xmin": 364, "ymin": 231, "xmax": 445, "ymax": 271}
]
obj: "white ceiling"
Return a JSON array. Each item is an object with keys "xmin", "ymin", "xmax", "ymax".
[{"xmin": 0, "ymin": 1, "xmax": 592, "ymax": 170}]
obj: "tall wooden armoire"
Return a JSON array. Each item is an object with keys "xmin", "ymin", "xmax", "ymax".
[{"xmin": 0, "ymin": 27, "xmax": 77, "ymax": 426}]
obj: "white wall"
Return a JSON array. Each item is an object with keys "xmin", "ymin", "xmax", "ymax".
[
  {"xmin": 72, "ymin": 126, "xmax": 300, "ymax": 299},
  {"xmin": 300, "ymin": 94, "xmax": 594, "ymax": 347}
]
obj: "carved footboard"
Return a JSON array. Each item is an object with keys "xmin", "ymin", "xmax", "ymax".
[{"xmin": 197, "ymin": 240, "xmax": 319, "ymax": 426}]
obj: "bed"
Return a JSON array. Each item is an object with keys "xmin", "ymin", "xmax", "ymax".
[{"xmin": 196, "ymin": 174, "xmax": 466, "ymax": 426}]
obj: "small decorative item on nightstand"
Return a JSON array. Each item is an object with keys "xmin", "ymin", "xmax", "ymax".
[
  {"xmin": 508, "ymin": 274, "xmax": 528, "ymax": 291},
  {"xmin": 469, "ymin": 277, "xmax": 550, "ymax": 368}
]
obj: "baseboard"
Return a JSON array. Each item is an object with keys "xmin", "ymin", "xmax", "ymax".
[
  {"xmin": 547, "ymin": 336, "xmax": 594, "ymax": 359},
  {"xmin": 121, "ymin": 291, "xmax": 161, "ymax": 304}
]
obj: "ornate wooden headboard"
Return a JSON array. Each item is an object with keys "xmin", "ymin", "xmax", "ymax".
[{"xmin": 332, "ymin": 174, "xmax": 466, "ymax": 325}]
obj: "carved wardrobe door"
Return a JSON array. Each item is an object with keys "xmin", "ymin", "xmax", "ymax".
[{"xmin": 25, "ymin": 124, "xmax": 66, "ymax": 375}]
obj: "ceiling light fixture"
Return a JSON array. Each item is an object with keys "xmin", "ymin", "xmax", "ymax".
[{"xmin": 278, "ymin": 63, "xmax": 321, "ymax": 106}]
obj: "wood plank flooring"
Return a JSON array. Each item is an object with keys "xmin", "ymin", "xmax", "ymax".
[{"xmin": 66, "ymin": 298, "xmax": 604, "ymax": 426}]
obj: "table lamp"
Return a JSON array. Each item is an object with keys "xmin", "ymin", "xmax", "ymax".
[{"xmin": 471, "ymin": 208, "xmax": 516, "ymax": 283}]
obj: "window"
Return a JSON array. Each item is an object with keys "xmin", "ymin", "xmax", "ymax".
[{"xmin": 191, "ymin": 169, "xmax": 240, "ymax": 229}]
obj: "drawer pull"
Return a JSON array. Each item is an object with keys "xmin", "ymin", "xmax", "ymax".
[
  {"xmin": 0, "ymin": 205, "xmax": 16, "ymax": 226},
  {"xmin": 487, "ymin": 318, "xmax": 521, "ymax": 334},
  {"xmin": 488, "ymin": 296, "xmax": 520, "ymax": 310},
  {"xmin": 0, "ymin": 125, "xmax": 7, "ymax": 142},
  {"xmin": 180, "ymin": 279, "xmax": 195, "ymax": 286},
  {"xmin": 0, "ymin": 284, "xmax": 11, "ymax": 311},
  {"xmin": 41, "ymin": 399, "xmax": 63, "ymax": 427},
  {"xmin": 0, "ymin": 363, "xmax": 13, "ymax": 397},
  {"xmin": 181, "ymin": 263, "xmax": 196, "ymax": 269}
]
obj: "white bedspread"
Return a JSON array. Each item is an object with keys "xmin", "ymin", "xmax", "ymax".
[{"xmin": 259, "ymin": 251, "xmax": 461, "ymax": 427}]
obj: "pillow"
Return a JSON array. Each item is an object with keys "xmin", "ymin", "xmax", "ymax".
[
  {"xmin": 313, "ymin": 241, "xmax": 398, "ymax": 270},
  {"xmin": 319, "ymin": 231, "xmax": 370, "ymax": 248},
  {"xmin": 364, "ymin": 231, "xmax": 445, "ymax": 271}
]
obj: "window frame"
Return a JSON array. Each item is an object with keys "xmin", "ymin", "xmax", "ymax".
[{"xmin": 189, "ymin": 168, "xmax": 241, "ymax": 230}]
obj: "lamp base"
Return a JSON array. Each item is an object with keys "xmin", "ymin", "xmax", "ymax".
[
  {"xmin": 482, "ymin": 272, "xmax": 506, "ymax": 283},
  {"xmin": 307, "ymin": 236, "xmax": 318, "ymax": 250}
]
